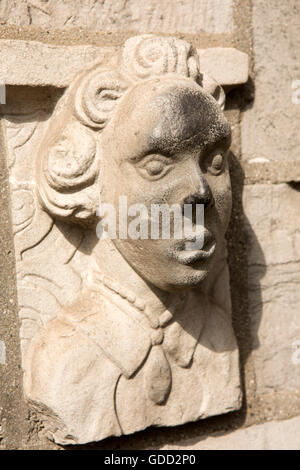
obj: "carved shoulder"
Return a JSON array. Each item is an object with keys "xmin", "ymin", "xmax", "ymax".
[{"xmin": 24, "ymin": 315, "xmax": 122, "ymax": 444}]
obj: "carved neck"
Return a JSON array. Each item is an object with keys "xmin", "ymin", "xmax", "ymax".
[
  {"xmin": 89, "ymin": 235, "xmax": 225, "ymax": 326},
  {"xmin": 91, "ymin": 238, "xmax": 184, "ymax": 319}
]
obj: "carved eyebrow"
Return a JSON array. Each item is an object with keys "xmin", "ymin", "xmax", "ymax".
[
  {"xmin": 127, "ymin": 118, "xmax": 231, "ymax": 163},
  {"xmin": 128, "ymin": 147, "xmax": 175, "ymax": 163},
  {"xmin": 146, "ymin": 125, "xmax": 231, "ymax": 158}
]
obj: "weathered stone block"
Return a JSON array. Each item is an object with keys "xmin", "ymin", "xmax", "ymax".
[
  {"xmin": 0, "ymin": 40, "xmax": 248, "ymax": 88},
  {"xmin": 198, "ymin": 48, "xmax": 248, "ymax": 87},
  {"xmin": 162, "ymin": 416, "xmax": 300, "ymax": 450},
  {"xmin": 241, "ymin": 0, "xmax": 300, "ymax": 163},
  {"xmin": 0, "ymin": 0, "xmax": 233, "ymax": 34},
  {"xmin": 243, "ymin": 183, "xmax": 300, "ymax": 395}
]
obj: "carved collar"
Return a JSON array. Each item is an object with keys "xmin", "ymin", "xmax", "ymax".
[{"xmin": 61, "ymin": 266, "xmax": 208, "ymax": 380}]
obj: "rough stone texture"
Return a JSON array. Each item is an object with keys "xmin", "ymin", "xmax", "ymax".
[
  {"xmin": 162, "ymin": 416, "xmax": 300, "ymax": 450},
  {"xmin": 243, "ymin": 160, "xmax": 300, "ymax": 184},
  {"xmin": 241, "ymin": 0, "xmax": 300, "ymax": 163},
  {"xmin": 0, "ymin": 40, "xmax": 248, "ymax": 88},
  {"xmin": 198, "ymin": 47, "xmax": 248, "ymax": 87},
  {"xmin": 0, "ymin": 24, "xmax": 236, "ymax": 51},
  {"xmin": 0, "ymin": 40, "xmax": 112, "ymax": 87},
  {"xmin": 0, "ymin": 0, "xmax": 233, "ymax": 34},
  {"xmin": 243, "ymin": 183, "xmax": 300, "ymax": 396},
  {"xmin": 240, "ymin": 0, "xmax": 300, "ymax": 407}
]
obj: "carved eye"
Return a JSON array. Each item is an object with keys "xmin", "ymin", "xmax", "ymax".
[
  {"xmin": 207, "ymin": 153, "xmax": 225, "ymax": 176},
  {"xmin": 137, "ymin": 155, "xmax": 173, "ymax": 180}
]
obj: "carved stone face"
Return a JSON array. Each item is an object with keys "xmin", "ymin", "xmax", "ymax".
[{"xmin": 100, "ymin": 77, "xmax": 232, "ymax": 292}]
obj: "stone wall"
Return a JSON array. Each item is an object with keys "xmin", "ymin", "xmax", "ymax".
[{"xmin": 0, "ymin": 0, "xmax": 300, "ymax": 450}]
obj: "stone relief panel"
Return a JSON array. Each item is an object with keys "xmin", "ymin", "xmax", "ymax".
[
  {"xmin": 3, "ymin": 110, "xmax": 88, "ymax": 363},
  {"xmin": 3, "ymin": 35, "xmax": 248, "ymax": 445}
]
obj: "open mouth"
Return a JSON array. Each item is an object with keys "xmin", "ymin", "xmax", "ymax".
[
  {"xmin": 172, "ymin": 232, "xmax": 216, "ymax": 265},
  {"xmin": 176, "ymin": 241, "xmax": 216, "ymax": 265}
]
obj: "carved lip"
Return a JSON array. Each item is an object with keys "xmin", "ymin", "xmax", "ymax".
[{"xmin": 173, "ymin": 234, "xmax": 216, "ymax": 265}]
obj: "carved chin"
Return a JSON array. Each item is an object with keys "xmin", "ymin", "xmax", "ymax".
[{"xmin": 136, "ymin": 262, "xmax": 212, "ymax": 293}]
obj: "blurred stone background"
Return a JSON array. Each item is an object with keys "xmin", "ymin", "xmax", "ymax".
[{"xmin": 0, "ymin": 0, "xmax": 300, "ymax": 450}]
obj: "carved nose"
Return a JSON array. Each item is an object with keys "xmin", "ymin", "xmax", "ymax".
[{"xmin": 183, "ymin": 177, "xmax": 214, "ymax": 210}]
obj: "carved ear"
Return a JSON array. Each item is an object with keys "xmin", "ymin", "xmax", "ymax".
[
  {"xmin": 74, "ymin": 69, "xmax": 128, "ymax": 129},
  {"xmin": 202, "ymin": 74, "xmax": 226, "ymax": 111}
]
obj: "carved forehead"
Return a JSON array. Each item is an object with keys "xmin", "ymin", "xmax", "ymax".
[
  {"xmin": 149, "ymin": 85, "xmax": 230, "ymax": 152},
  {"xmin": 107, "ymin": 78, "xmax": 230, "ymax": 155}
]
